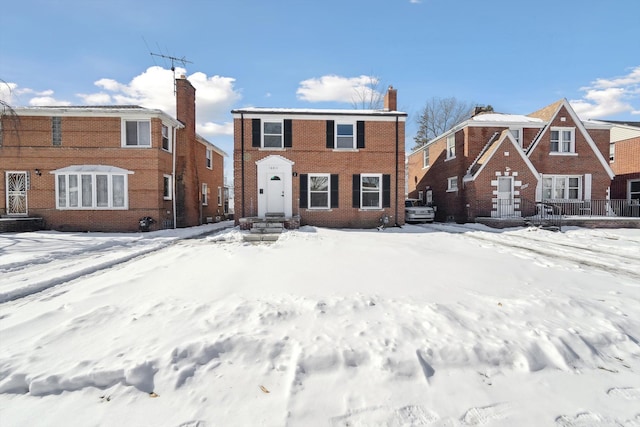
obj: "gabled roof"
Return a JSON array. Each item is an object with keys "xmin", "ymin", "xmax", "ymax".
[
  {"xmin": 465, "ymin": 130, "xmax": 539, "ymax": 182},
  {"xmin": 526, "ymin": 99, "xmax": 614, "ymax": 179},
  {"xmin": 527, "ymin": 99, "xmax": 565, "ymax": 121}
]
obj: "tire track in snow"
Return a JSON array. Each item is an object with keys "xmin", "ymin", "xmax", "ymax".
[{"xmin": 419, "ymin": 223, "xmax": 640, "ymax": 281}]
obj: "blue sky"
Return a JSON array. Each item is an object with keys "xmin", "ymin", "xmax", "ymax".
[{"xmin": 2, "ymin": 0, "xmax": 639, "ymax": 173}]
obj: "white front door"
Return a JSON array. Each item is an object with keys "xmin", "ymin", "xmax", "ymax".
[
  {"xmin": 497, "ymin": 176, "xmax": 514, "ymax": 217},
  {"xmin": 266, "ymin": 174, "xmax": 285, "ymax": 214},
  {"xmin": 6, "ymin": 171, "xmax": 28, "ymax": 215}
]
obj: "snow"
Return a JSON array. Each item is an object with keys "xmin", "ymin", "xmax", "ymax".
[
  {"xmin": 1, "ymin": 222, "xmax": 640, "ymax": 427},
  {"xmin": 469, "ymin": 113, "xmax": 544, "ymax": 123}
]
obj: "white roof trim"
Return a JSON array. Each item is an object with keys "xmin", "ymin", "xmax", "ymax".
[
  {"xmin": 50, "ymin": 165, "xmax": 134, "ymax": 174},
  {"xmin": 255, "ymin": 154, "xmax": 295, "ymax": 166},
  {"xmin": 14, "ymin": 106, "xmax": 183, "ymax": 128}
]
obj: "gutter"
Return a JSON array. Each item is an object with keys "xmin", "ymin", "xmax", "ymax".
[
  {"xmin": 172, "ymin": 126, "xmax": 178, "ymax": 229},
  {"xmin": 241, "ymin": 113, "xmax": 245, "ymax": 218},
  {"xmin": 395, "ymin": 115, "xmax": 400, "ymax": 227}
]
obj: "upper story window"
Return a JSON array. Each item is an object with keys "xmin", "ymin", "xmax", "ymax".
[
  {"xmin": 327, "ymin": 120, "xmax": 365, "ymax": 149},
  {"xmin": 423, "ymin": 148, "xmax": 430, "ymax": 168},
  {"xmin": 446, "ymin": 134, "xmax": 456, "ymax": 159},
  {"xmin": 251, "ymin": 119, "xmax": 291, "ymax": 149},
  {"xmin": 54, "ymin": 166, "xmax": 130, "ymax": 210},
  {"xmin": 206, "ymin": 149, "xmax": 213, "ymax": 169},
  {"xmin": 609, "ymin": 143, "xmax": 615, "ymax": 162},
  {"xmin": 509, "ymin": 128, "xmax": 522, "ymax": 146},
  {"xmin": 263, "ymin": 121, "xmax": 283, "ymax": 148},
  {"xmin": 550, "ymin": 127, "xmax": 575, "ymax": 153},
  {"xmin": 52, "ymin": 117, "xmax": 62, "ymax": 146},
  {"xmin": 162, "ymin": 125, "xmax": 172, "ymax": 152},
  {"xmin": 123, "ymin": 120, "xmax": 151, "ymax": 147},
  {"xmin": 336, "ymin": 124, "xmax": 354, "ymax": 149}
]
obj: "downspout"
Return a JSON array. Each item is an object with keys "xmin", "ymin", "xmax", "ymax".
[
  {"xmin": 172, "ymin": 126, "xmax": 177, "ymax": 229},
  {"xmin": 241, "ymin": 113, "xmax": 245, "ymax": 218},
  {"xmin": 395, "ymin": 115, "xmax": 400, "ymax": 227}
]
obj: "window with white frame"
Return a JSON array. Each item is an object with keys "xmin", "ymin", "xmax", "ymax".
[
  {"xmin": 542, "ymin": 175, "xmax": 581, "ymax": 200},
  {"xmin": 336, "ymin": 123, "xmax": 355, "ymax": 149},
  {"xmin": 309, "ymin": 174, "xmax": 330, "ymax": 209},
  {"xmin": 361, "ymin": 174, "xmax": 382, "ymax": 208},
  {"xmin": 217, "ymin": 186, "xmax": 222, "ymax": 206},
  {"xmin": 423, "ymin": 148, "xmax": 430, "ymax": 168},
  {"xmin": 510, "ymin": 128, "xmax": 522, "ymax": 146},
  {"xmin": 447, "ymin": 176, "xmax": 458, "ymax": 192},
  {"xmin": 446, "ymin": 134, "xmax": 456, "ymax": 159},
  {"xmin": 550, "ymin": 127, "xmax": 575, "ymax": 153},
  {"xmin": 263, "ymin": 121, "xmax": 283, "ymax": 148},
  {"xmin": 55, "ymin": 169, "xmax": 129, "ymax": 209},
  {"xmin": 206, "ymin": 149, "xmax": 213, "ymax": 169},
  {"xmin": 123, "ymin": 120, "xmax": 151, "ymax": 147},
  {"xmin": 163, "ymin": 175, "xmax": 172, "ymax": 200},
  {"xmin": 609, "ymin": 143, "xmax": 615, "ymax": 162},
  {"xmin": 162, "ymin": 125, "xmax": 171, "ymax": 152},
  {"xmin": 202, "ymin": 183, "xmax": 208, "ymax": 206}
]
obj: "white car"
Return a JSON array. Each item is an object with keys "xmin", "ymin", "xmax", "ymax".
[{"xmin": 405, "ymin": 199, "xmax": 435, "ymax": 223}]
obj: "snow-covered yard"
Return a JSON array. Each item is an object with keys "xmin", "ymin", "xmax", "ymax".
[{"xmin": 1, "ymin": 222, "xmax": 639, "ymax": 427}]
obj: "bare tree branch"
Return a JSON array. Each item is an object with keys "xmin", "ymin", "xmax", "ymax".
[
  {"xmin": 412, "ymin": 97, "xmax": 475, "ymax": 150},
  {"xmin": 350, "ymin": 76, "xmax": 385, "ymax": 110}
]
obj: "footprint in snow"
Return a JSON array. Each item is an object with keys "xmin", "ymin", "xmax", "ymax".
[
  {"xmin": 607, "ymin": 387, "xmax": 640, "ymax": 400},
  {"xmin": 555, "ymin": 412, "xmax": 622, "ymax": 427},
  {"xmin": 461, "ymin": 403, "xmax": 510, "ymax": 425}
]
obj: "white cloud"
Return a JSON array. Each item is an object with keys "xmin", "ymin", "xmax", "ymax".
[
  {"xmin": 80, "ymin": 66, "xmax": 242, "ymax": 137},
  {"xmin": 297, "ymin": 74, "xmax": 382, "ymax": 104},
  {"xmin": 197, "ymin": 121, "xmax": 234, "ymax": 137},
  {"xmin": 0, "ymin": 81, "xmax": 18, "ymax": 105},
  {"xmin": 76, "ymin": 92, "xmax": 112, "ymax": 105},
  {"xmin": 570, "ymin": 66, "xmax": 640, "ymax": 119},
  {"xmin": 1, "ymin": 83, "xmax": 72, "ymax": 106}
]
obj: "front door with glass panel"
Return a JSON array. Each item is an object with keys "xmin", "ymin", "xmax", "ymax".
[
  {"xmin": 266, "ymin": 174, "xmax": 285, "ymax": 214},
  {"xmin": 6, "ymin": 171, "xmax": 28, "ymax": 215},
  {"xmin": 496, "ymin": 176, "xmax": 514, "ymax": 217}
]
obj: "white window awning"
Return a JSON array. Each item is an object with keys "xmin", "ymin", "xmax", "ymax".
[{"xmin": 50, "ymin": 165, "xmax": 134, "ymax": 174}]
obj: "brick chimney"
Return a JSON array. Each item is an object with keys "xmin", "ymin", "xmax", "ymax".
[
  {"xmin": 384, "ymin": 85, "xmax": 397, "ymax": 111},
  {"xmin": 176, "ymin": 75, "xmax": 196, "ymax": 135}
]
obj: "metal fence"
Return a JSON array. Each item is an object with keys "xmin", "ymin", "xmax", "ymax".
[{"xmin": 475, "ymin": 199, "xmax": 640, "ymax": 221}]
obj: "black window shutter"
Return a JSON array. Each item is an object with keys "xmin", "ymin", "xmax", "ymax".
[
  {"xmin": 330, "ymin": 174, "xmax": 339, "ymax": 208},
  {"xmin": 352, "ymin": 174, "xmax": 360, "ymax": 208},
  {"xmin": 252, "ymin": 119, "xmax": 261, "ymax": 147},
  {"xmin": 299, "ymin": 174, "xmax": 308, "ymax": 208},
  {"xmin": 382, "ymin": 174, "xmax": 391, "ymax": 208},
  {"xmin": 284, "ymin": 119, "xmax": 292, "ymax": 147},
  {"xmin": 326, "ymin": 120, "xmax": 335, "ymax": 148},
  {"xmin": 357, "ymin": 121, "xmax": 365, "ymax": 148}
]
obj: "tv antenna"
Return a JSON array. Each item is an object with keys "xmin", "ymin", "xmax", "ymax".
[{"xmin": 150, "ymin": 52, "xmax": 193, "ymax": 94}]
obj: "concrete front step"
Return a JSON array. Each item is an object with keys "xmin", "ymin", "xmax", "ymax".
[
  {"xmin": 243, "ymin": 233, "xmax": 281, "ymax": 242},
  {"xmin": 250, "ymin": 227, "xmax": 283, "ymax": 234},
  {"xmin": 252, "ymin": 222, "xmax": 284, "ymax": 228}
]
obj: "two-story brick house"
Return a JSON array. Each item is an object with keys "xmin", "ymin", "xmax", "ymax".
[
  {"xmin": 0, "ymin": 76, "xmax": 226, "ymax": 232},
  {"xmin": 232, "ymin": 87, "xmax": 406, "ymax": 228},
  {"xmin": 407, "ymin": 99, "xmax": 616, "ymax": 223},
  {"xmin": 602, "ymin": 121, "xmax": 640, "ymax": 204}
]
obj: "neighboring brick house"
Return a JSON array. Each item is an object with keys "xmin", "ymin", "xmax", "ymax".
[
  {"xmin": 407, "ymin": 99, "xmax": 616, "ymax": 222},
  {"xmin": 0, "ymin": 76, "xmax": 226, "ymax": 232},
  {"xmin": 601, "ymin": 121, "xmax": 640, "ymax": 203},
  {"xmin": 232, "ymin": 87, "xmax": 406, "ymax": 228}
]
